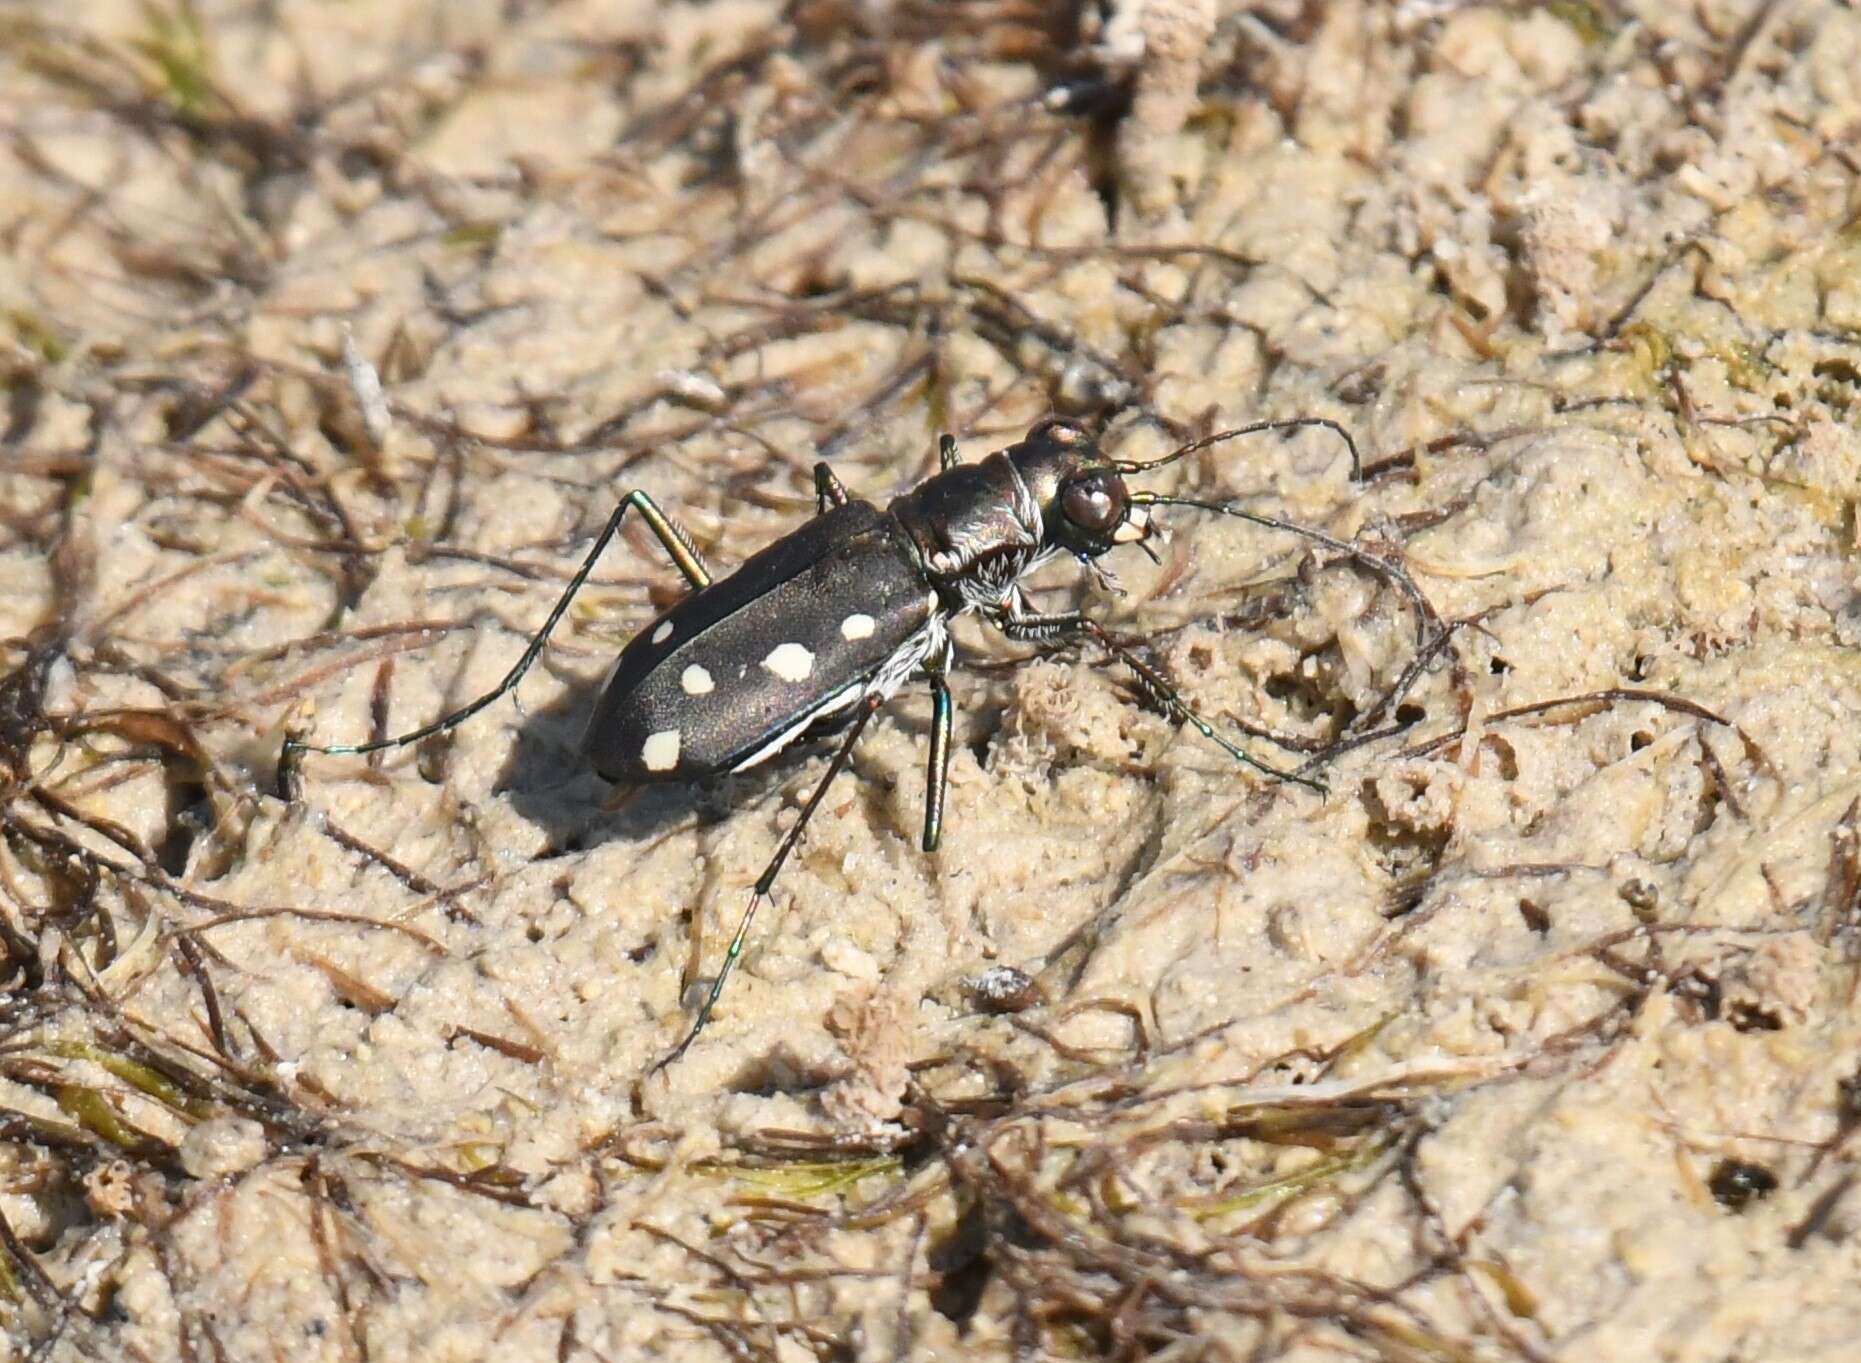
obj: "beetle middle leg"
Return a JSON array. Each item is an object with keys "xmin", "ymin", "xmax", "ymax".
[
  {"xmin": 282, "ymin": 488, "xmax": 711, "ymax": 764},
  {"xmin": 921, "ymin": 642, "xmax": 956, "ymax": 852},
  {"xmin": 657, "ymin": 690, "xmax": 886, "ymax": 1069},
  {"xmin": 995, "ymin": 605, "xmax": 1324, "ymax": 793}
]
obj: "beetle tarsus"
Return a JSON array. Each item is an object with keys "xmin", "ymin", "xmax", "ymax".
[{"xmin": 813, "ymin": 462, "xmax": 850, "ymax": 512}]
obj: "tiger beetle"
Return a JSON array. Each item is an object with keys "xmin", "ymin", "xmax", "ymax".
[{"xmin": 282, "ymin": 416, "xmax": 1379, "ymax": 1069}]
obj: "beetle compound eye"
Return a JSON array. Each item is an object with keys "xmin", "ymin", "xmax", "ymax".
[
  {"xmin": 1064, "ymin": 483, "xmax": 1113, "ymax": 527},
  {"xmin": 1061, "ymin": 477, "xmax": 1122, "ymax": 533}
]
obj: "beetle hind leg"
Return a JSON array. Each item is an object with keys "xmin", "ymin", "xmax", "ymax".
[
  {"xmin": 654, "ymin": 691, "xmax": 886, "ymax": 1070},
  {"xmin": 281, "ymin": 488, "xmax": 711, "ymax": 770}
]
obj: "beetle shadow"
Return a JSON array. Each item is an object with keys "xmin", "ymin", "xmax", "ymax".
[{"xmin": 496, "ymin": 678, "xmax": 808, "ymax": 859}]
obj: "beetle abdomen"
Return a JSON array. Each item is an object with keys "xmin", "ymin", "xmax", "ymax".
[{"xmin": 582, "ymin": 502, "xmax": 935, "ymax": 783}]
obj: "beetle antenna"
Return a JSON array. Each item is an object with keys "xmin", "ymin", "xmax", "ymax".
[
  {"xmin": 1130, "ymin": 492, "xmax": 1432, "ymax": 645},
  {"xmin": 1114, "ymin": 418, "xmax": 1362, "ymax": 483}
]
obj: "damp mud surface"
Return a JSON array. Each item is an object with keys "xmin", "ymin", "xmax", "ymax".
[{"xmin": 4, "ymin": 1, "xmax": 1861, "ymax": 1359}]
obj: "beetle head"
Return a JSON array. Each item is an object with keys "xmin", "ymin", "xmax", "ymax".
[{"xmin": 1009, "ymin": 418, "xmax": 1153, "ymax": 559}]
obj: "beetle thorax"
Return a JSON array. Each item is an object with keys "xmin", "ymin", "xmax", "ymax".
[{"xmin": 886, "ymin": 450, "xmax": 1048, "ymax": 612}]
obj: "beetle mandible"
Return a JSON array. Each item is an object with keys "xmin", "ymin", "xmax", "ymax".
[{"xmin": 284, "ymin": 416, "xmax": 1390, "ymax": 1067}]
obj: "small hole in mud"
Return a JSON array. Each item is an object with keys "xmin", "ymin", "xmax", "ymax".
[
  {"xmin": 1383, "ymin": 879, "xmax": 1430, "ymax": 918},
  {"xmin": 1264, "ymin": 667, "xmax": 1355, "ymax": 729},
  {"xmin": 1728, "ymin": 1001, "xmax": 1782, "ymax": 1033},
  {"xmin": 156, "ymin": 792, "xmax": 210, "ymax": 876},
  {"xmin": 1670, "ymin": 969, "xmax": 1720, "ymax": 1021},
  {"xmin": 1360, "ymin": 778, "xmax": 1451, "ymax": 882},
  {"xmin": 1838, "ymin": 1072, "xmax": 1861, "ymax": 1120},
  {"xmin": 338, "ymin": 146, "xmax": 386, "ymax": 180},
  {"xmin": 526, "ymin": 923, "xmax": 544, "ymax": 943},
  {"xmin": 628, "ymin": 941, "xmax": 655, "ymax": 963},
  {"xmin": 1336, "ymin": 368, "xmax": 1382, "ymax": 405},
  {"xmin": 95, "ymin": 1286, "xmax": 126, "ymax": 1324},
  {"xmin": 1708, "ymin": 1159, "xmax": 1777, "ymax": 1211},
  {"xmin": 790, "ymin": 265, "xmax": 847, "ymax": 300},
  {"xmin": 1629, "ymin": 654, "xmax": 1653, "ymax": 680},
  {"xmin": 1518, "ymin": 899, "xmax": 1550, "ymax": 934},
  {"xmin": 1481, "ymin": 735, "xmax": 1519, "ymax": 781},
  {"xmin": 1629, "ymin": 730, "xmax": 1653, "ymax": 752},
  {"xmin": 1619, "ymin": 879, "xmax": 1659, "ymax": 914},
  {"xmin": 415, "ymin": 739, "xmax": 450, "ymax": 785},
  {"xmin": 316, "ymin": 411, "xmax": 356, "ymax": 457},
  {"xmin": 928, "ymin": 1202, "xmax": 992, "ymax": 1330},
  {"xmin": 1489, "ymin": 656, "xmax": 1510, "ymax": 675},
  {"xmin": 1394, "ymin": 703, "xmax": 1424, "ymax": 727}
]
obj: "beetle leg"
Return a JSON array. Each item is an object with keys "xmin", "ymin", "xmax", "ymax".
[
  {"xmin": 938, "ymin": 433, "xmax": 960, "ymax": 471},
  {"xmin": 655, "ymin": 691, "xmax": 885, "ymax": 1070},
  {"xmin": 813, "ymin": 462, "xmax": 850, "ymax": 513},
  {"xmin": 630, "ymin": 489, "xmax": 713, "ymax": 590},
  {"xmin": 922, "ymin": 646, "xmax": 955, "ymax": 852},
  {"xmin": 282, "ymin": 489, "xmax": 708, "ymax": 765},
  {"xmin": 993, "ymin": 606, "xmax": 1325, "ymax": 794}
]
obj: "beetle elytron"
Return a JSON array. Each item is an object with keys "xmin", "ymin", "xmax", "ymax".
[{"xmin": 286, "ymin": 416, "xmax": 1385, "ymax": 1067}]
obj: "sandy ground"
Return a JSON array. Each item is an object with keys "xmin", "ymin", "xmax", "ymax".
[{"xmin": 3, "ymin": 0, "xmax": 1861, "ymax": 1358}]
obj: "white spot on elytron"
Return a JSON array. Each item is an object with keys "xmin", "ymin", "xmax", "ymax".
[
  {"xmin": 680, "ymin": 664, "xmax": 713, "ymax": 696},
  {"xmin": 651, "ymin": 620, "xmax": 673, "ymax": 645},
  {"xmin": 641, "ymin": 729, "xmax": 680, "ymax": 771},
  {"xmin": 762, "ymin": 642, "xmax": 814, "ymax": 682},
  {"xmin": 840, "ymin": 613, "xmax": 876, "ymax": 641}
]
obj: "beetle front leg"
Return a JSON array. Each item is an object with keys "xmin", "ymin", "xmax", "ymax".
[
  {"xmin": 814, "ymin": 462, "xmax": 850, "ymax": 513},
  {"xmin": 994, "ymin": 606, "xmax": 1324, "ymax": 793}
]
